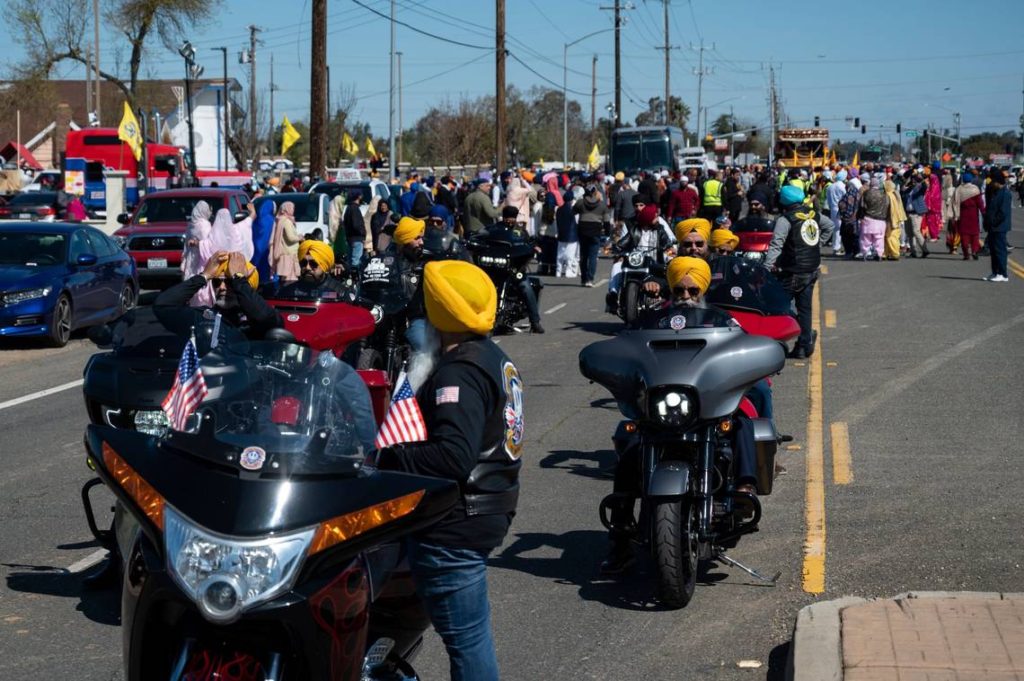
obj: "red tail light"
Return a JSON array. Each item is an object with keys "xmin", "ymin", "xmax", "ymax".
[
  {"xmin": 0, "ymin": 207, "xmax": 11, "ymax": 217},
  {"xmin": 37, "ymin": 206, "xmax": 56, "ymax": 216}
]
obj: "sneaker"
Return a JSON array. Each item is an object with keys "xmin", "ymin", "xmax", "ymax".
[
  {"xmin": 993, "ymin": 274, "xmax": 1010, "ymax": 282},
  {"xmin": 530, "ymin": 322, "xmax": 545, "ymax": 334},
  {"xmin": 853, "ymin": 253, "xmax": 865, "ymax": 260},
  {"xmin": 833, "ymin": 248, "xmax": 845, "ymax": 257},
  {"xmin": 972, "ymin": 253, "xmax": 979, "ymax": 260}
]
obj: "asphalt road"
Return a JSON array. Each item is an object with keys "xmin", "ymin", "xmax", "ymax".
[{"xmin": 2, "ymin": 214, "xmax": 1024, "ymax": 679}]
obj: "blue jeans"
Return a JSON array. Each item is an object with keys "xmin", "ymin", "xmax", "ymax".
[
  {"xmin": 349, "ymin": 239, "xmax": 364, "ymax": 269},
  {"xmin": 579, "ymin": 234, "xmax": 601, "ymax": 285},
  {"xmin": 405, "ymin": 317, "xmax": 428, "ymax": 354},
  {"xmin": 406, "ymin": 541, "xmax": 499, "ymax": 681},
  {"xmin": 988, "ymin": 230, "xmax": 1008, "ymax": 277}
]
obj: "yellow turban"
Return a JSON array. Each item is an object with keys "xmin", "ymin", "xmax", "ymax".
[
  {"xmin": 213, "ymin": 257, "xmax": 259, "ymax": 290},
  {"xmin": 423, "ymin": 260, "xmax": 496, "ymax": 336},
  {"xmin": 298, "ymin": 239, "xmax": 335, "ymax": 271},
  {"xmin": 393, "ymin": 217, "xmax": 426, "ymax": 247},
  {"xmin": 666, "ymin": 256, "xmax": 712, "ymax": 295},
  {"xmin": 674, "ymin": 218, "xmax": 712, "ymax": 245},
  {"xmin": 710, "ymin": 228, "xmax": 739, "ymax": 250}
]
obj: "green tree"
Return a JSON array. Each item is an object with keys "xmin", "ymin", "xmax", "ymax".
[{"xmin": 634, "ymin": 96, "xmax": 691, "ymax": 131}]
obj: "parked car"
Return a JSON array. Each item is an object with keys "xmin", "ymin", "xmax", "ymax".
[
  {"xmin": 253, "ymin": 193, "xmax": 329, "ymax": 240},
  {"xmin": 112, "ymin": 188, "xmax": 250, "ymax": 289},
  {"xmin": 22, "ymin": 169, "xmax": 64, "ymax": 193},
  {"xmin": 0, "ymin": 191, "xmax": 67, "ymax": 222},
  {"xmin": 0, "ymin": 223, "xmax": 138, "ymax": 346}
]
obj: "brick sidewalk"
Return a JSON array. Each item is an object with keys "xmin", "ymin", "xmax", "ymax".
[{"xmin": 842, "ymin": 596, "xmax": 1024, "ymax": 681}]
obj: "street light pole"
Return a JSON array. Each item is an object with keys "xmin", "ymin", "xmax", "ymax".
[
  {"xmin": 179, "ymin": 42, "xmax": 201, "ymax": 181},
  {"xmin": 563, "ymin": 28, "xmax": 615, "ymax": 166},
  {"xmin": 212, "ymin": 47, "xmax": 229, "ymax": 172}
]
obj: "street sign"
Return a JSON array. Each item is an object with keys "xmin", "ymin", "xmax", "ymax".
[
  {"xmin": 732, "ymin": 133, "xmax": 747, "ymax": 142},
  {"xmin": 714, "ymin": 138, "xmax": 729, "ymax": 151},
  {"xmin": 903, "ymin": 130, "xmax": 919, "ymax": 137}
]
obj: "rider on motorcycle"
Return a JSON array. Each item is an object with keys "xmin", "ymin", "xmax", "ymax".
[
  {"xmin": 154, "ymin": 250, "xmax": 283, "ymax": 339},
  {"xmin": 273, "ymin": 239, "xmax": 352, "ymax": 298},
  {"xmin": 602, "ymin": 256, "xmax": 761, "ymax": 575},
  {"xmin": 732, "ymin": 197, "xmax": 774, "ymax": 233},
  {"xmin": 673, "ymin": 218, "xmax": 712, "ymax": 260},
  {"xmin": 710, "ymin": 228, "xmax": 740, "ymax": 257},
  {"xmin": 605, "ymin": 204, "xmax": 676, "ymax": 312},
  {"xmin": 482, "ymin": 207, "xmax": 544, "ymax": 334}
]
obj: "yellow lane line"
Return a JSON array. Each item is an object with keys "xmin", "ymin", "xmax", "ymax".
[
  {"xmin": 820, "ymin": 265, "xmax": 829, "ymax": 275},
  {"xmin": 824, "ymin": 309, "xmax": 837, "ymax": 328},
  {"xmin": 1008, "ymin": 259, "xmax": 1024, "ymax": 279},
  {"xmin": 831, "ymin": 422, "xmax": 853, "ymax": 485},
  {"xmin": 802, "ymin": 281, "xmax": 826, "ymax": 594}
]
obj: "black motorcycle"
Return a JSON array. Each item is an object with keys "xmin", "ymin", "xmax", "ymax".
[
  {"xmin": 465, "ymin": 225, "xmax": 543, "ymax": 332},
  {"xmin": 579, "ymin": 305, "xmax": 785, "ymax": 608},
  {"xmin": 612, "ymin": 247, "xmax": 667, "ymax": 326},
  {"xmin": 81, "ymin": 323, "xmax": 459, "ymax": 680},
  {"xmin": 355, "ymin": 253, "xmax": 413, "ymax": 382}
]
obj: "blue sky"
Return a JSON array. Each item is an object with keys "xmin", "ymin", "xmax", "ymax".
[{"xmin": 5, "ymin": 0, "xmax": 1024, "ymax": 142}]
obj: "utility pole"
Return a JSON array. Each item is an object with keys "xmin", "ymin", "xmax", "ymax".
[
  {"xmin": 93, "ymin": 0, "xmax": 101, "ymax": 122},
  {"xmin": 268, "ymin": 54, "xmax": 275, "ymax": 155},
  {"xmin": 599, "ymin": 1, "xmax": 628, "ymax": 127},
  {"xmin": 496, "ymin": 0, "xmax": 507, "ymax": 170},
  {"xmin": 388, "ymin": 0, "xmax": 396, "ymax": 178},
  {"xmin": 655, "ymin": 0, "xmax": 678, "ymax": 126},
  {"xmin": 591, "ymin": 54, "xmax": 597, "ymax": 133},
  {"xmin": 397, "ymin": 52, "xmax": 404, "ymax": 166},
  {"xmin": 248, "ymin": 25, "xmax": 260, "ymax": 163},
  {"xmin": 692, "ymin": 41, "xmax": 713, "ymax": 141},
  {"xmin": 212, "ymin": 47, "xmax": 229, "ymax": 171},
  {"xmin": 729, "ymin": 104, "xmax": 735, "ymax": 161},
  {"xmin": 310, "ymin": 0, "xmax": 327, "ymax": 178},
  {"xmin": 85, "ymin": 44, "xmax": 92, "ymax": 121},
  {"xmin": 767, "ymin": 64, "xmax": 777, "ymax": 166},
  {"xmin": 326, "ymin": 64, "xmax": 331, "ymax": 164}
]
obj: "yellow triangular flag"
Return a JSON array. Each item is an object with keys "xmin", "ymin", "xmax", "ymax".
[
  {"xmin": 539, "ymin": 157, "xmax": 544, "ymax": 165},
  {"xmin": 851, "ymin": 150, "xmax": 859, "ymax": 169},
  {"xmin": 342, "ymin": 132, "xmax": 359, "ymax": 156},
  {"xmin": 587, "ymin": 143, "xmax": 599, "ymax": 169},
  {"xmin": 281, "ymin": 115, "xmax": 300, "ymax": 155},
  {"xmin": 117, "ymin": 102, "xmax": 144, "ymax": 161},
  {"xmin": 365, "ymin": 136, "xmax": 377, "ymax": 158}
]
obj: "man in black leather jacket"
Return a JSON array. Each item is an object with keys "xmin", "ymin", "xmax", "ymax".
[{"xmin": 375, "ymin": 260, "xmax": 522, "ymax": 681}]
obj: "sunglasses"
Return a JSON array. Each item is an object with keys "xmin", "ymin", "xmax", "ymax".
[
  {"xmin": 682, "ymin": 240, "xmax": 705, "ymax": 248},
  {"xmin": 673, "ymin": 286, "xmax": 702, "ymax": 298},
  {"xmin": 300, "ymin": 258, "xmax": 320, "ymax": 269},
  {"xmin": 210, "ymin": 277, "xmax": 229, "ymax": 287}
]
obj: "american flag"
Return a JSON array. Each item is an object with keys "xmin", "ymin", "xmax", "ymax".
[
  {"xmin": 374, "ymin": 371, "xmax": 427, "ymax": 449},
  {"xmin": 161, "ymin": 338, "xmax": 208, "ymax": 431}
]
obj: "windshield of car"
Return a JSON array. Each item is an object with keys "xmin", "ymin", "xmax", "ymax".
[
  {"xmin": 312, "ymin": 183, "xmax": 373, "ymax": 204},
  {"xmin": 9, "ymin": 192, "xmax": 57, "ymax": 206},
  {"xmin": 136, "ymin": 196, "xmax": 219, "ymax": 223},
  {"xmin": 0, "ymin": 231, "xmax": 67, "ymax": 265},
  {"xmin": 256, "ymin": 195, "xmax": 320, "ymax": 223},
  {"xmin": 706, "ymin": 256, "xmax": 794, "ymax": 316}
]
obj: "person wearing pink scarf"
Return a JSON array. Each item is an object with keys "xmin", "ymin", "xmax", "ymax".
[
  {"xmin": 269, "ymin": 201, "xmax": 301, "ymax": 281},
  {"xmin": 923, "ymin": 168, "xmax": 943, "ymax": 241}
]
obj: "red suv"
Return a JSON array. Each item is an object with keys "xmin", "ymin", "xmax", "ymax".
[{"xmin": 113, "ymin": 188, "xmax": 250, "ymax": 289}]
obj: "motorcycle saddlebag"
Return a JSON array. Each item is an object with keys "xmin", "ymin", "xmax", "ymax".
[{"xmin": 750, "ymin": 417, "xmax": 778, "ymax": 495}]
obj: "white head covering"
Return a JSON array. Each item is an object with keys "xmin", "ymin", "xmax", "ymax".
[{"xmin": 209, "ymin": 207, "xmax": 254, "ymax": 260}]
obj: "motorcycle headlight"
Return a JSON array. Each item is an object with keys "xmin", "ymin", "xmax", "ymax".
[
  {"xmin": 627, "ymin": 251, "xmax": 645, "ymax": 268},
  {"xmin": 370, "ymin": 304, "xmax": 384, "ymax": 325},
  {"xmin": 3, "ymin": 286, "xmax": 52, "ymax": 306},
  {"xmin": 134, "ymin": 409, "xmax": 170, "ymax": 436},
  {"xmin": 164, "ymin": 506, "xmax": 315, "ymax": 624},
  {"xmin": 744, "ymin": 251, "xmax": 764, "ymax": 260},
  {"xmin": 648, "ymin": 388, "xmax": 695, "ymax": 427}
]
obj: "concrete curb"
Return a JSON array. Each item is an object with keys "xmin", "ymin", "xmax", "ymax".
[{"xmin": 786, "ymin": 591, "xmax": 1023, "ymax": 681}]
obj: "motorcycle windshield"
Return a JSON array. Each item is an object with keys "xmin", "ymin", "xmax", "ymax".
[
  {"xmin": 107, "ymin": 306, "xmax": 247, "ymax": 358},
  {"xmin": 169, "ymin": 339, "xmax": 374, "ymax": 476},
  {"xmin": 261, "ymin": 279, "xmax": 352, "ymax": 303},
  {"xmin": 469, "ymin": 226, "xmax": 535, "ymax": 258},
  {"xmin": 706, "ymin": 256, "xmax": 793, "ymax": 316}
]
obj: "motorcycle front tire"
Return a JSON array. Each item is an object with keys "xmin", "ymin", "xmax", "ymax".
[
  {"xmin": 623, "ymin": 280, "xmax": 641, "ymax": 326},
  {"xmin": 654, "ymin": 497, "xmax": 698, "ymax": 608}
]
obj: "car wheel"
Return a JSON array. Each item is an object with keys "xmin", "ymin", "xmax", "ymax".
[
  {"xmin": 118, "ymin": 282, "xmax": 136, "ymax": 315},
  {"xmin": 47, "ymin": 295, "xmax": 72, "ymax": 348}
]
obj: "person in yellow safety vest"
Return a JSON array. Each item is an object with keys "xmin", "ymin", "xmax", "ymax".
[{"xmin": 699, "ymin": 170, "xmax": 724, "ymax": 222}]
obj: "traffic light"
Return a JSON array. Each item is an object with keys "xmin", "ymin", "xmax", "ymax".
[
  {"xmin": 854, "ymin": 117, "xmax": 860, "ymax": 127},
  {"xmin": 814, "ymin": 116, "xmax": 820, "ymax": 127},
  {"xmin": 751, "ymin": 128, "xmax": 758, "ymax": 138},
  {"xmin": 896, "ymin": 123, "xmax": 902, "ymax": 134},
  {"xmin": 860, "ymin": 125, "xmax": 866, "ymax": 134}
]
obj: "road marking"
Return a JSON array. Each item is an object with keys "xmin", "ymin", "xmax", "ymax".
[
  {"xmin": 1008, "ymin": 259, "xmax": 1024, "ymax": 279},
  {"xmin": 594, "ymin": 278, "xmax": 608, "ymax": 287},
  {"xmin": 830, "ymin": 422, "xmax": 853, "ymax": 485},
  {"xmin": 786, "ymin": 444, "xmax": 803, "ymax": 451},
  {"xmin": 0, "ymin": 379, "xmax": 84, "ymax": 412},
  {"xmin": 67, "ymin": 549, "xmax": 108, "ymax": 574},
  {"xmin": 824, "ymin": 309, "xmax": 836, "ymax": 328},
  {"xmin": 802, "ymin": 280, "xmax": 826, "ymax": 595},
  {"xmin": 820, "ymin": 265, "xmax": 829, "ymax": 275},
  {"xmin": 545, "ymin": 302, "xmax": 567, "ymax": 315},
  {"xmin": 826, "ymin": 361, "xmax": 838, "ymax": 367}
]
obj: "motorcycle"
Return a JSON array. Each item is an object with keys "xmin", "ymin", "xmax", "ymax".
[
  {"xmin": 81, "ymin": 321, "xmax": 460, "ymax": 680},
  {"xmin": 734, "ymin": 231, "xmax": 773, "ymax": 265},
  {"xmin": 579, "ymin": 305, "xmax": 785, "ymax": 608},
  {"xmin": 611, "ymin": 246, "xmax": 671, "ymax": 326},
  {"xmin": 465, "ymin": 225, "xmax": 543, "ymax": 333},
  {"xmin": 354, "ymin": 253, "xmax": 414, "ymax": 385},
  {"xmin": 705, "ymin": 255, "xmax": 801, "ymax": 350}
]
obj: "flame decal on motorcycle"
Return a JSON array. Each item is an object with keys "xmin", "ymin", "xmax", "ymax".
[
  {"xmin": 502, "ymin": 360, "xmax": 525, "ymax": 460},
  {"xmin": 310, "ymin": 561, "xmax": 370, "ymax": 680}
]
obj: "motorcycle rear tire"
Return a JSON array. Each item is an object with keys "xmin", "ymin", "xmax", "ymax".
[
  {"xmin": 623, "ymin": 280, "xmax": 641, "ymax": 326},
  {"xmin": 654, "ymin": 497, "xmax": 698, "ymax": 608}
]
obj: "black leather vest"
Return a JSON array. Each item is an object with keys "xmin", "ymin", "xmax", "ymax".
[
  {"xmin": 776, "ymin": 206, "xmax": 822, "ymax": 274},
  {"xmin": 444, "ymin": 339, "xmax": 523, "ymax": 517}
]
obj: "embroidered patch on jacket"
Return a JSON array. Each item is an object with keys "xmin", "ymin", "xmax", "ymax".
[{"xmin": 436, "ymin": 386, "xmax": 460, "ymax": 404}]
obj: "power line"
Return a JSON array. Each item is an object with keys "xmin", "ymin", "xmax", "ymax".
[
  {"xmin": 507, "ymin": 51, "xmax": 609, "ymax": 97},
  {"xmin": 350, "ymin": 0, "xmax": 492, "ymax": 50}
]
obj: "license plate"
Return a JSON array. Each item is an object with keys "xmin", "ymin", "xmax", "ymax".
[
  {"xmin": 90, "ymin": 191, "xmax": 104, "ymax": 200},
  {"xmin": 147, "ymin": 258, "xmax": 168, "ymax": 269},
  {"xmin": 18, "ymin": 213, "xmax": 32, "ymax": 219}
]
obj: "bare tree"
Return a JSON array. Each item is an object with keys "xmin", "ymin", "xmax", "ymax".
[{"xmin": 5, "ymin": 0, "xmax": 220, "ymax": 112}]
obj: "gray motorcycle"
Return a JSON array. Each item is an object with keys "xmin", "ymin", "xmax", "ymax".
[{"xmin": 579, "ymin": 305, "xmax": 785, "ymax": 607}]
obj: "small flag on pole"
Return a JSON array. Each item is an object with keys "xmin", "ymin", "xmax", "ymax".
[
  {"xmin": 587, "ymin": 143, "xmax": 600, "ymax": 170},
  {"xmin": 161, "ymin": 338, "xmax": 208, "ymax": 431},
  {"xmin": 281, "ymin": 115, "xmax": 301, "ymax": 155},
  {"xmin": 117, "ymin": 102, "xmax": 144, "ymax": 161},
  {"xmin": 365, "ymin": 136, "xmax": 378, "ymax": 159},
  {"xmin": 342, "ymin": 132, "xmax": 359, "ymax": 157},
  {"xmin": 374, "ymin": 371, "xmax": 427, "ymax": 449}
]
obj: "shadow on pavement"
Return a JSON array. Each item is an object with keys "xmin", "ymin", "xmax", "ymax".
[
  {"xmin": 4, "ymin": 562, "xmax": 121, "ymax": 626},
  {"xmin": 926, "ymin": 275, "xmax": 990, "ymax": 282},
  {"xmin": 561, "ymin": 320, "xmax": 622, "ymax": 336},
  {"xmin": 766, "ymin": 641, "xmax": 791, "ymax": 681},
  {"xmin": 539, "ymin": 448, "xmax": 616, "ymax": 480}
]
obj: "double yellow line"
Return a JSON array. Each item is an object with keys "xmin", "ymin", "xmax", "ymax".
[{"xmin": 1009, "ymin": 259, "xmax": 1024, "ymax": 280}]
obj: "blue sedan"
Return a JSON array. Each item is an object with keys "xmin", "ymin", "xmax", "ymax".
[{"xmin": 0, "ymin": 223, "xmax": 139, "ymax": 347}]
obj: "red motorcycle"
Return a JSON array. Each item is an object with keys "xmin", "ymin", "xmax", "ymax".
[{"xmin": 735, "ymin": 231, "xmax": 773, "ymax": 265}]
